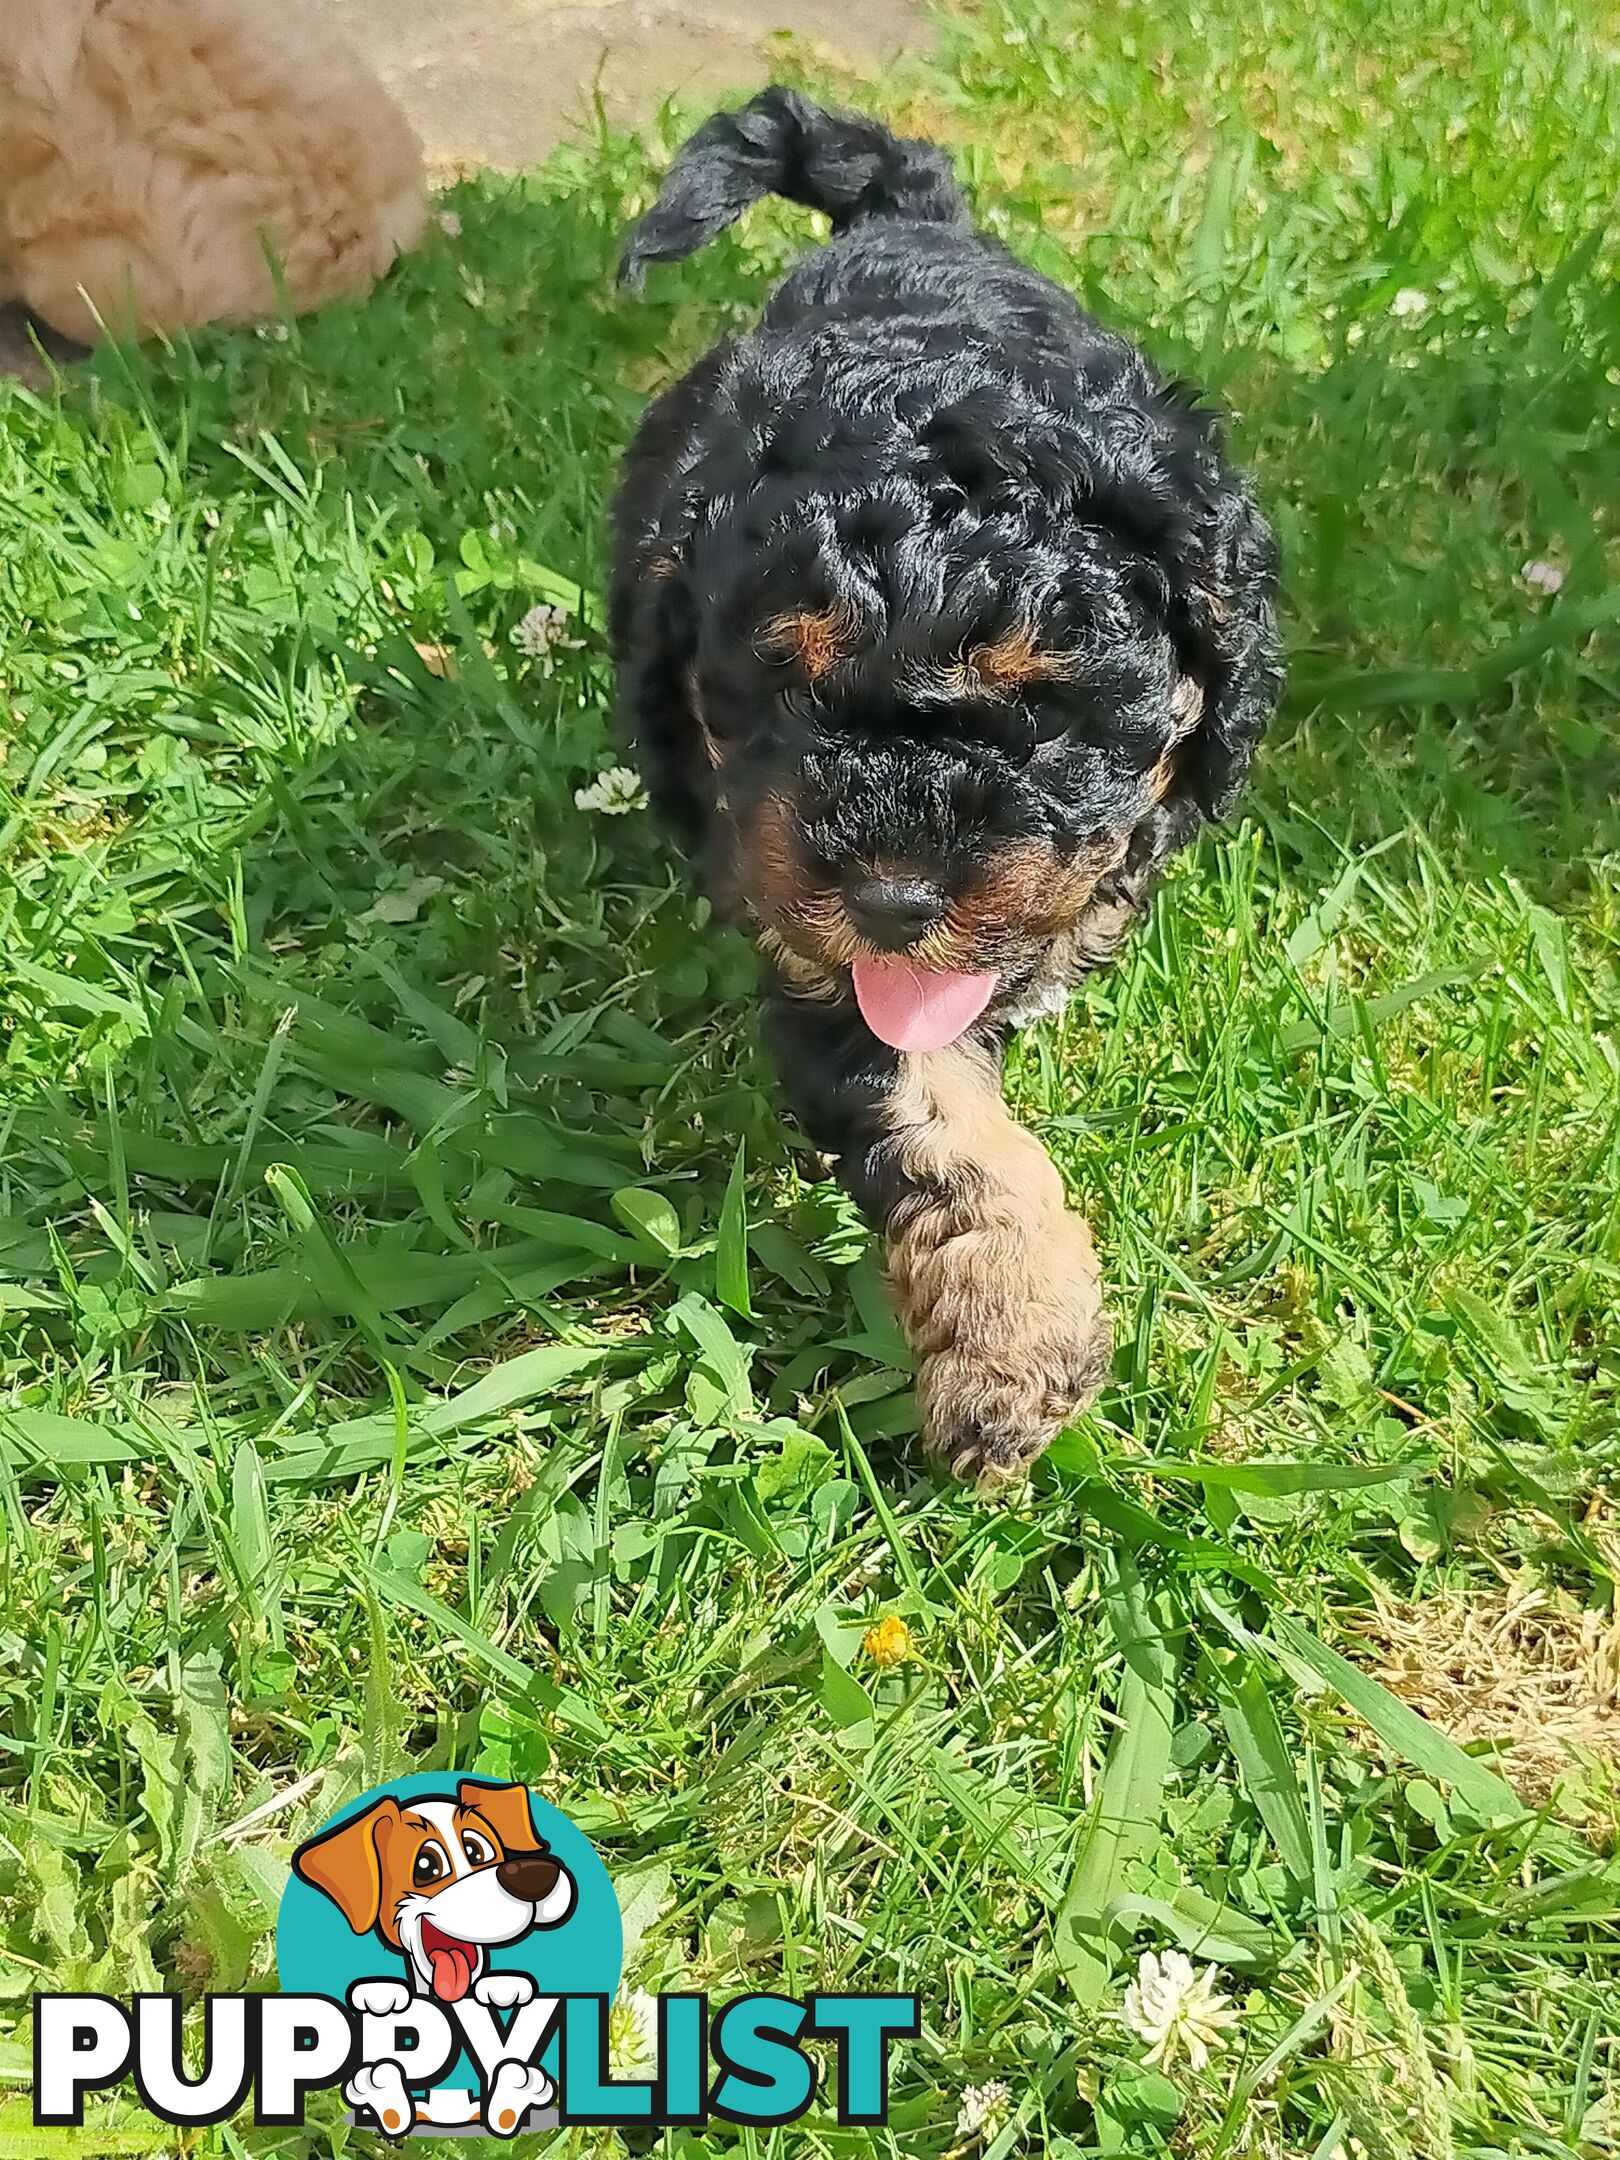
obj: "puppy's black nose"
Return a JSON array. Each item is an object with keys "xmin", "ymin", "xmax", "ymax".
[
  {"xmin": 497, "ymin": 1849, "xmax": 562, "ymax": 1902},
  {"xmin": 844, "ymin": 873, "xmax": 946, "ymax": 950}
]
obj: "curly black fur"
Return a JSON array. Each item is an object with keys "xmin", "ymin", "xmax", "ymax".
[{"xmin": 610, "ymin": 91, "xmax": 1282, "ymax": 1472}]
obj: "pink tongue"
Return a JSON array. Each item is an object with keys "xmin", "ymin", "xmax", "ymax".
[
  {"xmin": 852, "ymin": 957, "xmax": 998, "ymax": 1052},
  {"xmin": 429, "ymin": 1944, "xmax": 475, "ymax": 2003}
]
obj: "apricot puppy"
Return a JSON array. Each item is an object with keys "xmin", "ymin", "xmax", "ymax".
[{"xmin": 0, "ymin": 0, "xmax": 425, "ymax": 342}]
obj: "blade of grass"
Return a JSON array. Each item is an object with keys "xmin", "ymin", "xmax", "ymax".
[
  {"xmin": 1053, "ymin": 1553, "xmax": 1181, "ymax": 2006},
  {"xmin": 1211, "ymin": 1654, "xmax": 1314, "ymax": 1884},
  {"xmin": 1270, "ymin": 1611, "xmax": 1526, "ymax": 1828}
]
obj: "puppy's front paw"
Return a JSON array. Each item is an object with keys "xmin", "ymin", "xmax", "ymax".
[
  {"xmin": 349, "ymin": 1978, "xmax": 413, "ymax": 2018},
  {"xmin": 877, "ymin": 1043, "xmax": 1111, "ymax": 1489},
  {"xmin": 918, "ymin": 1306, "xmax": 1110, "ymax": 1485},
  {"xmin": 473, "ymin": 1970, "xmax": 536, "ymax": 2010},
  {"xmin": 898, "ymin": 1194, "xmax": 1109, "ymax": 1487}
]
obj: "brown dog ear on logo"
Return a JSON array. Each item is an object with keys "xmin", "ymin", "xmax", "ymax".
[
  {"xmin": 457, "ymin": 1778, "xmax": 538, "ymax": 1857},
  {"xmin": 292, "ymin": 1796, "xmax": 401, "ymax": 1933}
]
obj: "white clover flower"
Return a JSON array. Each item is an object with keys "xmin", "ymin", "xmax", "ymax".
[
  {"xmin": 955, "ymin": 2078, "xmax": 1011, "ymax": 2141},
  {"xmin": 1520, "ymin": 557, "xmax": 1565, "ymax": 596},
  {"xmin": 607, "ymin": 1987, "xmax": 659, "ymax": 2080},
  {"xmin": 574, "ymin": 764, "xmax": 649, "ymax": 816},
  {"xmin": 437, "ymin": 208, "xmax": 463, "ymax": 238},
  {"xmin": 512, "ymin": 602, "xmax": 583, "ymax": 665},
  {"xmin": 1120, "ymin": 1949, "xmax": 1240, "ymax": 2073},
  {"xmin": 1390, "ymin": 287, "xmax": 1430, "ymax": 319}
]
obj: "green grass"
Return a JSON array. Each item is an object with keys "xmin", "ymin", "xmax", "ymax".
[{"xmin": 3, "ymin": 0, "xmax": 1620, "ymax": 2152}]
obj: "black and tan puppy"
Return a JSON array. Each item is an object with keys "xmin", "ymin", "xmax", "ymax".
[{"xmin": 611, "ymin": 90, "xmax": 1282, "ymax": 1484}]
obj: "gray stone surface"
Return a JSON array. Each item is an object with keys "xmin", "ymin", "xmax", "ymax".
[{"xmin": 316, "ymin": 0, "xmax": 928, "ymax": 177}]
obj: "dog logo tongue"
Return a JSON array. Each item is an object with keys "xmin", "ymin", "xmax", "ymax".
[
  {"xmin": 422, "ymin": 1922, "xmax": 476, "ymax": 2002},
  {"xmin": 852, "ymin": 957, "xmax": 997, "ymax": 1052}
]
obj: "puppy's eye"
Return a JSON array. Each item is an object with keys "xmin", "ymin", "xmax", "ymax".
[
  {"xmin": 461, "ymin": 1832, "xmax": 495, "ymax": 1867},
  {"xmin": 967, "ymin": 709, "xmax": 1035, "ymax": 764},
  {"xmin": 412, "ymin": 1842, "xmax": 450, "ymax": 1886},
  {"xmin": 1031, "ymin": 697, "xmax": 1079, "ymax": 745}
]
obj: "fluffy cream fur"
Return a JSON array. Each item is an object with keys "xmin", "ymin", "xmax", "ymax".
[{"xmin": 0, "ymin": 0, "xmax": 425, "ymax": 342}]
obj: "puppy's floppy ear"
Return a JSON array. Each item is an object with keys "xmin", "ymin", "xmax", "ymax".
[
  {"xmin": 1168, "ymin": 471, "xmax": 1283, "ymax": 826},
  {"xmin": 615, "ymin": 555, "xmax": 712, "ymax": 851},
  {"xmin": 1067, "ymin": 393, "xmax": 1280, "ymax": 851},
  {"xmin": 457, "ymin": 1779, "xmax": 538, "ymax": 1856},
  {"xmin": 292, "ymin": 1797, "xmax": 400, "ymax": 1933}
]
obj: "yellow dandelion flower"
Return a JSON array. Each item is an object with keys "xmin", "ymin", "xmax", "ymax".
[{"xmin": 862, "ymin": 1614, "xmax": 913, "ymax": 1666}]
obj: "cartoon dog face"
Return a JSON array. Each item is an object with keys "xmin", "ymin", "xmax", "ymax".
[{"xmin": 292, "ymin": 1780, "xmax": 576, "ymax": 2003}]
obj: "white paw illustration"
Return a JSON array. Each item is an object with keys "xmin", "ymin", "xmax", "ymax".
[
  {"xmin": 484, "ymin": 2059, "xmax": 553, "ymax": 2137},
  {"xmin": 346, "ymin": 2061, "xmax": 414, "ymax": 2139},
  {"xmin": 349, "ymin": 1978, "xmax": 412, "ymax": 2018},
  {"xmin": 473, "ymin": 1970, "xmax": 536, "ymax": 2010}
]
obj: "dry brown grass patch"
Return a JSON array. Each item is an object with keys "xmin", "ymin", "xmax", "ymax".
[{"xmin": 1354, "ymin": 1578, "xmax": 1620, "ymax": 1820}]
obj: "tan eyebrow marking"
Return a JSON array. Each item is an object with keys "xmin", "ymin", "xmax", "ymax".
[
  {"xmin": 761, "ymin": 602, "xmax": 862, "ymax": 680},
  {"xmin": 949, "ymin": 622, "xmax": 1081, "ymax": 698}
]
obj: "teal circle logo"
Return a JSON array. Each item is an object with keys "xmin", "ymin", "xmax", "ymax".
[{"xmin": 276, "ymin": 1775, "xmax": 621, "ymax": 2134}]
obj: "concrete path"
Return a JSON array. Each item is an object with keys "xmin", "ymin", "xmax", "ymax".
[
  {"xmin": 318, "ymin": 0, "xmax": 929, "ymax": 179},
  {"xmin": 0, "ymin": 0, "xmax": 929, "ymax": 385}
]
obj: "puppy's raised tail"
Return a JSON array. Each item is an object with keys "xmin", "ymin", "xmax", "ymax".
[{"xmin": 618, "ymin": 87, "xmax": 966, "ymax": 288}]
